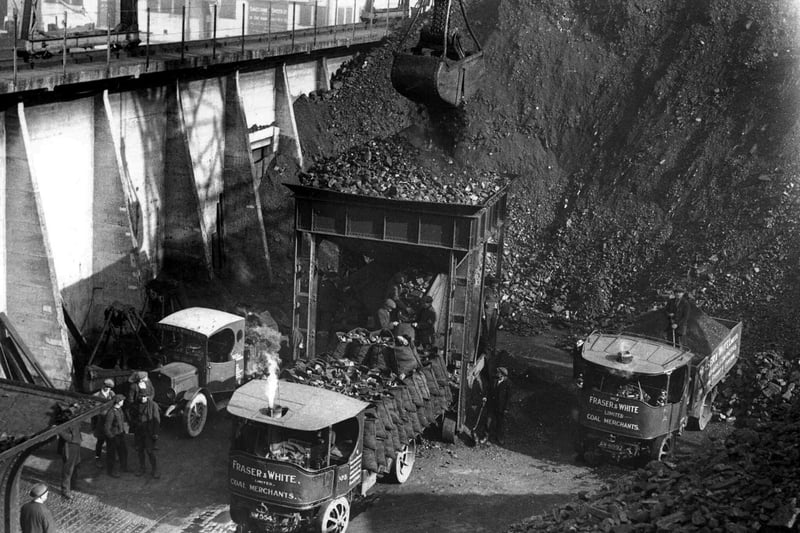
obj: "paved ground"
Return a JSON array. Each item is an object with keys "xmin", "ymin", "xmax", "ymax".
[{"xmin": 20, "ymin": 329, "xmax": 609, "ymax": 533}]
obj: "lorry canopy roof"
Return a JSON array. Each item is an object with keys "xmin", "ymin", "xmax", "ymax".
[
  {"xmin": 582, "ymin": 333, "xmax": 695, "ymax": 375},
  {"xmin": 227, "ymin": 380, "xmax": 369, "ymax": 431},
  {"xmin": 157, "ymin": 307, "xmax": 244, "ymax": 337}
]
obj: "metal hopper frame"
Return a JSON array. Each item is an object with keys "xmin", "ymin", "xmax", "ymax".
[{"xmin": 285, "ymin": 183, "xmax": 509, "ymax": 435}]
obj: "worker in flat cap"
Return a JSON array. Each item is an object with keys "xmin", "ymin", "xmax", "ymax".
[
  {"xmin": 58, "ymin": 420, "xmax": 82, "ymax": 500},
  {"xmin": 384, "ymin": 272, "xmax": 410, "ymax": 313},
  {"xmin": 480, "ymin": 275, "xmax": 500, "ymax": 356},
  {"xmin": 376, "ymin": 299, "xmax": 399, "ymax": 331},
  {"xmin": 665, "ymin": 285, "xmax": 691, "ymax": 343},
  {"xmin": 92, "ymin": 378, "xmax": 116, "ymax": 465},
  {"xmin": 126, "ymin": 371, "xmax": 154, "ymax": 432},
  {"xmin": 414, "ymin": 295, "xmax": 437, "ymax": 349},
  {"xmin": 104, "ymin": 394, "xmax": 129, "ymax": 477},
  {"xmin": 20, "ymin": 483, "xmax": 55, "ymax": 533},
  {"xmin": 488, "ymin": 367, "xmax": 512, "ymax": 445}
]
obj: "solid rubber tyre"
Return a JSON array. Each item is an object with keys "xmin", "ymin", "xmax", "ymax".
[
  {"xmin": 649, "ymin": 434, "xmax": 673, "ymax": 462},
  {"xmin": 688, "ymin": 387, "xmax": 717, "ymax": 431},
  {"xmin": 316, "ymin": 497, "xmax": 350, "ymax": 533},
  {"xmin": 182, "ymin": 392, "xmax": 208, "ymax": 437},
  {"xmin": 392, "ymin": 439, "xmax": 417, "ymax": 483}
]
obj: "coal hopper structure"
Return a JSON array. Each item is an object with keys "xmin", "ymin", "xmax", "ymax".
[{"xmin": 286, "ymin": 182, "xmax": 509, "ymax": 443}]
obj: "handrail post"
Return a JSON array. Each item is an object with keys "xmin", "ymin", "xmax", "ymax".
[
  {"xmin": 333, "ymin": 0, "xmax": 337, "ymax": 40},
  {"xmin": 62, "ymin": 11, "xmax": 67, "ymax": 78},
  {"xmin": 13, "ymin": 10, "xmax": 18, "ymax": 86},
  {"xmin": 180, "ymin": 5, "xmax": 186, "ymax": 62},
  {"xmin": 352, "ymin": 0, "xmax": 356, "ymax": 41},
  {"xmin": 212, "ymin": 3, "xmax": 217, "ymax": 59},
  {"xmin": 267, "ymin": 2, "xmax": 272, "ymax": 51},
  {"xmin": 146, "ymin": 7, "xmax": 151, "ymax": 71},
  {"xmin": 240, "ymin": 2, "xmax": 245, "ymax": 56},
  {"xmin": 106, "ymin": 13, "xmax": 111, "ymax": 74},
  {"xmin": 291, "ymin": 2, "xmax": 296, "ymax": 52},
  {"xmin": 312, "ymin": 0, "xmax": 318, "ymax": 47}
]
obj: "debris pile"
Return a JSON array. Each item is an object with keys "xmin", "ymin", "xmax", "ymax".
[
  {"xmin": 276, "ymin": 342, "xmax": 452, "ymax": 474},
  {"xmin": 299, "ymin": 137, "xmax": 509, "ymax": 205},
  {"xmin": 717, "ymin": 350, "xmax": 800, "ymax": 422},
  {"xmin": 512, "ymin": 400, "xmax": 800, "ymax": 533}
]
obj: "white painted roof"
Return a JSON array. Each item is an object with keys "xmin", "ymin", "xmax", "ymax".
[
  {"xmin": 157, "ymin": 307, "xmax": 244, "ymax": 337},
  {"xmin": 227, "ymin": 380, "xmax": 368, "ymax": 431},
  {"xmin": 582, "ymin": 332, "xmax": 695, "ymax": 375}
]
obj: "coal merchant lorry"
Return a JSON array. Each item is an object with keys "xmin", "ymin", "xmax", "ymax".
[
  {"xmin": 226, "ymin": 182, "xmax": 509, "ymax": 532},
  {"xmin": 573, "ymin": 303, "xmax": 742, "ymax": 464}
]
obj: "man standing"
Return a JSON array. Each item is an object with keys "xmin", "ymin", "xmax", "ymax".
[
  {"xmin": 385, "ymin": 273, "xmax": 409, "ymax": 313},
  {"xmin": 104, "ymin": 394, "xmax": 129, "ymax": 477},
  {"xmin": 665, "ymin": 286, "xmax": 691, "ymax": 342},
  {"xmin": 480, "ymin": 276, "xmax": 500, "ymax": 356},
  {"xmin": 58, "ymin": 423, "xmax": 82, "ymax": 500},
  {"xmin": 414, "ymin": 295, "xmax": 437, "ymax": 349},
  {"xmin": 92, "ymin": 379, "xmax": 115, "ymax": 465},
  {"xmin": 376, "ymin": 299, "xmax": 398, "ymax": 331},
  {"xmin": 20, "ymin": 483, "xmax": 55, "ymax": 533},
  {"xmin": 133, "ymin": 393, "xmax": 161, "ymax": 478},
  {"xmin": 489, "ymin": 367, "xmax": 512, "ymax": 445}
]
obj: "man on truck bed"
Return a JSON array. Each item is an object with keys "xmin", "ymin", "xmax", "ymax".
[{"xmin": 665, "ymin": 286, "xmax": 691, "ymax": 341}]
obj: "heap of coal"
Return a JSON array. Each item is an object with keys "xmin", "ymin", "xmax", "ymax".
[
  {"xmin": 298, "ymin": 136, "xmax": 509, "ymax": 205},
  {"xmin": 511, "ymin": 399, "xmax": 800, "ymax": 533}
]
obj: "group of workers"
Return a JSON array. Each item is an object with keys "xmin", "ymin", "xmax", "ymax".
[
  {"xmin": 22, "ymin": 372, "xmax": 162, "ymax": 532},
  {"xmin": 58, "ymin": 372, "xmax": 162, "ymax": 499},
  {"xmin": 375, "ymin": 271, "xmax": 511, "ymax": 445}
]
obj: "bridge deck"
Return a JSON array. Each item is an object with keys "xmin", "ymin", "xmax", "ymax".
[{"xmin": 0, "ymin": 22, "xmax": 393, "ymax": 96}]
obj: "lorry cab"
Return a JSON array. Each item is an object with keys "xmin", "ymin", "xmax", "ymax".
[
  {"xmin": 227, "ymin": 380, "xmax": 369, "ymax": 533},
  {"xmin": 150, "ymin": 307, "xmax": 246, "ymax": 437},
  {"xmin": 575, "ymin": 332, "xmax": 695, "ymax": 462}
]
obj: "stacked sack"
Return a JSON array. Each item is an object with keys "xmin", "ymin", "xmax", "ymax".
[{"xmin": 279, "ymin": 335, "xmax": 453, "ymax": 475}]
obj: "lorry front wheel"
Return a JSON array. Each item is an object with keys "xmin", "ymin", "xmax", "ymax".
[
  {"xmin": 649, "ymin": 434, "xmax": 673, "ymax": 462},
  {"xmin": 689, "ymin": 387, "xmax": 717, "ymax": 431},
  {"xmin": 182, "ymin": 392, "xmax": 208, "ymax": 437},
  {"xmin": 316, "ymin": 496, "xmax": 350, "ymax": 533}
]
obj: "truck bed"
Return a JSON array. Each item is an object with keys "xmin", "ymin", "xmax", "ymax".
[{"xmin": 280, "ymin": 350, "xmax": 451, "ymax": 475}]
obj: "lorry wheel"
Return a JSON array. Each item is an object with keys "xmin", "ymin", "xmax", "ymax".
[
  {"xmin": 392, "ymin": 439, "xmax": 416, "ymax": 483},
  {"xmin": 649, "ymin": 434, "xmax": 673, "ymax": 462},
  {"xmin": 316, "ymin": 496, "xmax": 350, "ymax": 533},
  {"xmin": 182, "ymin": 392, "xmax": 208, "ymax": 437},
  {"xmin": 688, "ymin": 388, "xmax": 717, "ymax": 431},
  {"xmin": 441, "ymin": 414, "xmax": 457, "ymax": 443}
]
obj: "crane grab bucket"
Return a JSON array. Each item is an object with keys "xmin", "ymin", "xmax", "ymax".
[{"xmin": 391, "ymin": 49, "xmax": 484, "ymax": 107}]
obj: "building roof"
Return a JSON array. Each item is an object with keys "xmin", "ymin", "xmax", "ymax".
[
  {"xmin": 157, "ymin": 307, "xmax": 244, "ymax": 337},
  {"xmin": 582, "ymin": 332, "xmax": 695, "ymax": 375},
  {"xmin": 227, "ymin": 380, "xmax": 368, "ymax": 432}
]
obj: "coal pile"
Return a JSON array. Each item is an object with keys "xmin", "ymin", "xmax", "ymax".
[
  {"xmin": 512, "ymin": 400, "xmax": 800, "ymax": 533},
  {"xmin": 717, "ymin": 350, "xmax": 800, "ymax": 423},
  {"xmin": 299, "ymin": 136, "xmax": 509, "ymax": 205}
]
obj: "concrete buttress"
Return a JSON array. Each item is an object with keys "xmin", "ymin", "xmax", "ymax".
[
  {"xmin": 3, "ymin": 104, "xmax": 72, "ymax": 389},
  {"xmin": 220, "ymin": 72, "xmax": 273, "ymax": 284}
]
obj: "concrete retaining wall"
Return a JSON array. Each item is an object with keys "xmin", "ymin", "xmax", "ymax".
[{"xmin": 0, "ymin": 53, "xmax": 347, "ymax": 388}]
